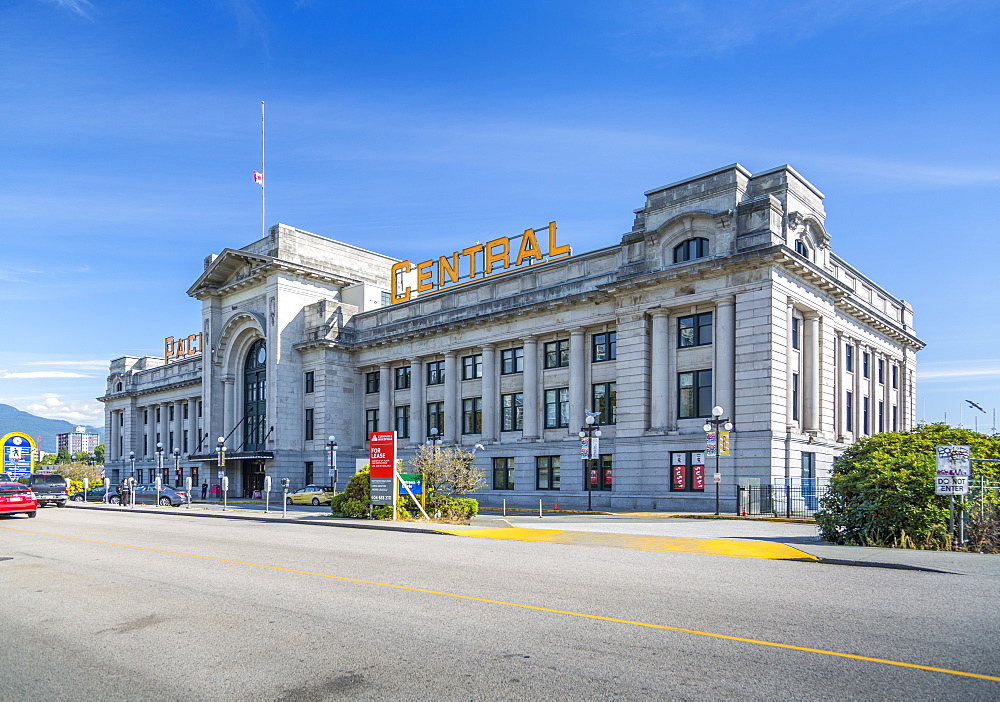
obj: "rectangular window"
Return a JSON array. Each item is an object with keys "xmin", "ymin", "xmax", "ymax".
[
  {"xmin": 168, "ymin": 431, "xmax": 174, "ymax": 453},
  {"xmin": 592, "ymin": 331, "xmax": 617, "ymax": 362},
  {"xmin": 501, "ymin": 348, "xmax": 523, "ymax": 374},
  {"xmin": 892, "ymin": 364, "xmax": 898, "ymax": 389},
  {"xmin": 863, "ymin": 352, "xmax": 870, "ymax": 379},
  {"xmin": 544, "ymin": 388, "xmax": 569, "ymax": 428},
  {"xmin": 305, "ymin": 409, "xmax": 314, "ymax": 441},
  {"xmin": 365, "ymin": 372, "xmax": 380, "ymax": 394},
  {"xmin": 544, "ymin": 340, "xmax": 570, "ymax": 369},
  {"xmin": 863, "ymin": 397, "xmax": 870, "ymax": 435},
  {"xmin": 305, "ymin": 371, "xmax": 315, "ymax": 394},
  {"xmin": 493, "ymin": 457, "xmax": 514, "ymax": 490},
  {"xmin": 877, "ymin": 359, "xmax": 885, "ymax": 385},
  {"xmin": 501, "ymin": 393, "xmax": 523, "ymax": 431},
  {"xmin": 365, "ymin": 409, "xmax": 378, "ymax": 436},
  {"xmin": 395, "ymin": 405, "xmax": 410, "ymax": 439},
  {"xmin": 845, "ymin": 344, "xmax": 854, "ymax": 373},
  {"xmin": 679, "ymin": 313, "xmax": 713, "ymax": 348},
  {"xmin": 198, "ymin": 401, "xmax": 203, "ymax": 418},
  {"xmin": 462, "ymin": 397, "xmax": 483, "ymax": 434},
  {"xmin": 183, "ymin": 403, "xmax": 189, "ymax": 420},
  {"xmin": 169, "ymin": 405, "xmax": 174, "ymax": 422},
  {"xmin": 846, "ymin": 391, "xmax": 854, "ymax": 432},
  {"xmin": 791, "ymin": 373, "xmax": 799, "ymax": 421},
  {"xmin": 394, "ymin": 366, "xmax": 411, "ymax": 390},
  {"xmin": 893, "ymin": 404, "xmax": 898, "ymax": 431},
  {"xmin": 678, "ymin": 370, "xmax": 713, "ymax": 419},
  {"xmin": 791, "ymin": 316, "xmax": 800, "ymax": 350},
  {"xmin": 144, "ymin": 410, "xmax": 148, "ymax": 425},
  {"xmin": 182, "ymin": 429, "xmax": 188, "ymax": 454},
  {"xmin": 156, "ymin": 407, "xmax": 161, "ymax": 423},
  {"xmin": 426, "ymin": 401, "xmax": 444, "ymax": 435},
  {"xmin": 878, "ymin": 400, "xmax": 885, "ymax": 433},
  {"xmin": 670, "ymin": 452, "xmax": 706, "ymax": 492},
  {"xmin": 304, "ymin": 462, "xmax": 314, "ymax": 485},
  {"xmin": 427, "ymin": 360, "xmax": 445, "ymax": 385},
  {"xmin": 536, "ymin": 456, "xmax": 560, "ymax": 490},
  {"xmin": 592, "ymin": 382, "xmax": 617, "ymax": 425},
  {"xmin": 597, "ymin": 454, "xmax": 613, "ymax": 491},
  {"xmin": 462, "ymin": 354, "xmax": 483, "ymax": 380}
]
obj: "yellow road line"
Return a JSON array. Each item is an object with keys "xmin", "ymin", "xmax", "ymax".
[
  {"xmin": 435, "ymin": 526, "xmax": 819, "ymax": 560},
  {"xmin": 3, "ymin": 525, "xmax": 998, "ymax": 684}
]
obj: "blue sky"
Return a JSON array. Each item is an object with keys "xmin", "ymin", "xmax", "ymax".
[{"xmin": 2, "ymin": 0, "xmax": 998, "ymax": 432}]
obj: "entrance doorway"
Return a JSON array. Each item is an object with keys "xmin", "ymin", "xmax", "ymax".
[{"xmin": 242, "ymin": 461, "xmax": 266, "ymax": 498}]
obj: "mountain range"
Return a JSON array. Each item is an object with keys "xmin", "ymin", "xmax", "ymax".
[{"xmin": 0, "ymin": 403, "xmax": 104, "ymax": 453}]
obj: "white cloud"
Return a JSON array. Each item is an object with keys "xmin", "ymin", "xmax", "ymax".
[
  {"xmin": 41, "ymin": 0, "xmax": 95, "ymax": 20},
  {"xmin": 24, "ymin": 360, "xmax": 110, "ymax": 369},
  {"xmin": 0, "ymin": 369, "xmax": 90, "ymax": 379},
  {"xmin": 23, "ymin": 394, "xmax": 103, "ymax": 424},
  {"xmin": 918, "ymin": 360, "xmax": 1000, "ymax": 381}
]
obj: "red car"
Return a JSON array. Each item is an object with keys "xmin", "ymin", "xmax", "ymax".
[{"xmin": 0, "ymin": 481, "xmax": 37, "ymax": 518}]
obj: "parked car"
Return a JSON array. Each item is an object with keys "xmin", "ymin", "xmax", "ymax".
[
  {"xmin": 286, "ymin": 485, "xmax": 335, "ymax": 506},
  {"xmin": 109, "ymin": 484, "xmax": 188, "ymax": 507},
  {"xmin": 28, "ymin": 473, "xmax": 69, "ymax": 508},
  {"xmin": 0, "ymin": 481, "xmax": 37, "ymax": 518},
  {"xmin": 69, "ymin": 487, "xmax": 112, "ymax": 502}
]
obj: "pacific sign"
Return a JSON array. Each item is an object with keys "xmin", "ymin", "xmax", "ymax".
[
  {"xmin": 164, "ymin": 332, "xmax": 204, "ymax": 364},
  {"xmin": 390, "ymin": 222, "xmax": 570, "ymax": 304}
]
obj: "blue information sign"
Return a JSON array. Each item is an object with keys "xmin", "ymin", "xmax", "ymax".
[{"xmin": 2, "ymin": 433, "xmax": 36, "ymax": 477}]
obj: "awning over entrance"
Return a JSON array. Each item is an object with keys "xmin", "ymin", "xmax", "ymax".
[{"xmin": 187, "ymin": 451, "xmax": 274, "ymax": 462}]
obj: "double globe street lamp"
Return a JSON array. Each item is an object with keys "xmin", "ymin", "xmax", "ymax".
[
  {"xmin": 327, "ymin": 435, "xmax": 338, "ymax": 493},
  {"xmin": 703, "ymin": 406, "xmax": 733, "ymax": 516},
  {"xmin": 579, "ymin": 413, "xmax": 602, "ymax": 511}
]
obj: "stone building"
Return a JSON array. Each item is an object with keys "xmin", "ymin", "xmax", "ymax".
[{"xmin": 99, "ymin": 164, "xmax": 923, "ymax": 510}]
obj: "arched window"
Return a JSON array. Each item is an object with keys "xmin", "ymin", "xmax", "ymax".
[
  {"xmin": 673, "ymin": 237, "xmax": 709, "ymax": 263},
  {"xmin": 243, "ymin": 339, "xmax": 267, "ymax": 451},
  {"xmin": 794, "ymin": 240, "xmax": 810, "ymax": 259}
]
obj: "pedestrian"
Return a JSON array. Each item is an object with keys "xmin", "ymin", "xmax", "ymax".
[
  {"xmin": 120, "ymin": 479, "xmax": 131, "ymax": 507},
  {"xmin": 201, "ymin": 481, "xmax": 208, "ymax": 500}
]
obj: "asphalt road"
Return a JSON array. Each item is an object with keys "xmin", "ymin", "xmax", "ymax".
[{"xmin": 2, "ymin": 509, "xmax": 998, "ymax": 701}]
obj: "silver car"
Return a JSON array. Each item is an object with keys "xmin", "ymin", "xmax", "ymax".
[{"xmin": 110, "ymin": 484, "xmax": 189, "ymax": 507}]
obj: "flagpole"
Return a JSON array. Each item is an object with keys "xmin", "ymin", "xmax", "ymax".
[{"xmin": 261, "ymin": 100, "xmax": 265, "ymax": 240}]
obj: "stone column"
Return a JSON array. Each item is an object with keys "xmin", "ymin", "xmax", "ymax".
[
  {"xmin": 521, "ymin": 336, "xmax": 539, "ymax": 440},
  {"xmin": 222, "ymin": 379, "xmax": 235, "ymax": 447},
  {"xmin": 444, "ymin": 352, "xmax": 459, "ymax": 443},
  {"xmin": 410, "ymin": 358, "xmax": 424, "ymax": 446},
  {"xmin": 835, "ymin": 331, "xmax": 845, "ymax": 438},
  {"xmin": 715, "ymin": 298, "xmax": 736, "ymax": 418},
  {"xmin": 110, "ymin": 410, "xmax": 121, "ymax": 461},
  {"xmin": 480, "ymin": 346, "xmax": 496, "ymax": 443},
  {"xmin": 568, "ymin": 329, "xmax": 586, "ymax": 431},
  {"xmin": 149, "ymin": 403, "xmax": 160, "ymax": 457},
  {"xmin": 803, "ymin": 312, "xmax": 820, "ymax": 433},
  {"xmin": 173, "ymin": 401, "xmax": 183, "ymax": 454},
  {"xmin": 378, "ymin": 363, "xmax": 392, "ymax": 432},
  {"xmin": 786, "ymin": 301, "xmax": 796, "ymax": 426},
  {"xmin": 853, "ymin": 344, "xmax": 864, "ymax": 436},
  {"xmin": 649, "ymin": 310, "xmax": 670, "ymax": 431},
  {"xmin": 353, "ymin": 370, "xmax": 365, "ymax": 448}
]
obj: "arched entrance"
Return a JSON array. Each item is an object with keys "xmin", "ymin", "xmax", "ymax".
[{"xmin": 243, "ymin": 338, "xmax": 267, "ymax": 452}]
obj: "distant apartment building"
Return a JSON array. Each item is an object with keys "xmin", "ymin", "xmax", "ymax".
[{"xmin": 57, "ymin": 427, "xmax": 101, "ymax": 455}]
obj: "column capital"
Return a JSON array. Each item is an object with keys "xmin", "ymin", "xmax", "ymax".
[
  {"xmin": 444, "ymin": 350, "xmax": 458, "ymax": 359},
  {"xmin": 648, "ymin": 307, "xmax": 670, "ymax": 318}
]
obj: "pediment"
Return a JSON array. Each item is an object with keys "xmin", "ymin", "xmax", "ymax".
[{"xmin": 187, "ymin": 249, "xmax": 273, "ymax": 298}]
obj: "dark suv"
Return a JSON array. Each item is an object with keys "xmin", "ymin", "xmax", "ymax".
[{"xmin": 28, "ymin": 473, "xmax": 69, "ymax": 508}]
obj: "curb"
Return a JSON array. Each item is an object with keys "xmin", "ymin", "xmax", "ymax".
[{"xmin": 66, "ymin": 503, "xmax": 447, "ymax": 536}]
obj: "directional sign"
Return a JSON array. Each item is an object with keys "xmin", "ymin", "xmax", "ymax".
[{"xmin": 2, "ymin": 433, "xmax": 36, "ymax": 478}]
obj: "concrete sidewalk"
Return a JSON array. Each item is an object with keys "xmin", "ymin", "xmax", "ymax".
[{"xmin": 62, "ymin": 501, "xmax": 1000, "ymax": 576}]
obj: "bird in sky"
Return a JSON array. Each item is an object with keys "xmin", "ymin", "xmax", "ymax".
[{"xmin": 965, "ymin": 400, "xmax": 986, "ymax": 413}]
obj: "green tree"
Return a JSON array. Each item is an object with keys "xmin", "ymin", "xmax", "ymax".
[
  {"xmin": 94, "ymin": 444, "xmax": 105, "ymax": 464},
  {"xmin": 816, "ymin": 424, "xmax": 1000, "ymax": 550},
  {"xmin": 56, "ymin": 446, "xmax": 70, "ymax": 464}
]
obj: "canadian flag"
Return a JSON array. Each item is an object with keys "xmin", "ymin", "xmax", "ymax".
[{"xmin": 253, "ymin": 170, "xmax": 263, "ymax": 185}]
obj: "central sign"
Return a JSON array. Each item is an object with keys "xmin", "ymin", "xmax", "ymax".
[{"xmin": 389, "ymin": 222, "xmax": 570, "ymax": 304}]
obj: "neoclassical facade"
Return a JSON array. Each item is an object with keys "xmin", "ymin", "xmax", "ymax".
[{"xmin": 100, "ymin": 164, "xmax": 923, "ymax": 510}]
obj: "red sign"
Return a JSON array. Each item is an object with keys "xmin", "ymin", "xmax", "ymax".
[
  {"xmin": 692, "ymin": 464, "xmax": 705, "ymax": 490},
  {"xmin": 589, "ymin": 469, "xmax": 598, "ymax": 486},
  {"xmin": 672, "ymin": 464, "xmax": 686, "ymax": 490},
  {"xmin": 368, "ymin": 432, "xmax": 397, "ymax": 479},
  {"xmin": 604, "ymin": 469, "xmax": 612, "ymax": 486}
]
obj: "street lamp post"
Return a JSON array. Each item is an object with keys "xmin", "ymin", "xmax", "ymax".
[
  {"xmin": 703, "ymin": 406, "xmax": 734, "ymax": 516},
  {"xmin": 426, "ymin": 427, "xmax": 442, "ymax": 452},
  {"xmin": 173, "ymin": 447, "xmax": 181, "ymax": 488},
  {"xmin": 327, "ymin": 435, "xmax": 338, "ymax": 493},
  {"xmin": 578, "ymin": 413, "xmax": 602, "ymax": 512},
  {"xmin": 155, "ymin": 442, "xmax": 164, "ymax": 485},
  {"xmin": 216, "ymin": 437, "xmax": 226, "ymax": 502}
]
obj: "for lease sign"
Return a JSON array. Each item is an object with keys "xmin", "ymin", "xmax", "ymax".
[{"xmin": 369, "ymin": 431, "xmax": 397, "ymax": 506}]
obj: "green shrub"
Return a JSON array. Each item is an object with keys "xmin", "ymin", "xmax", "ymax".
[
  {"xmin": 328, "ymin": 465, "xmax": 479, "ymax": 523},
  {"xmin": 816, "ymin": 424, "xmax": 1000, "ymax": 550}
]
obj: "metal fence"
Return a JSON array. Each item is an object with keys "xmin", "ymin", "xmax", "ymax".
[{"xmin": 737, "ymin": 482, "xmax": 830, "ymax": 518}]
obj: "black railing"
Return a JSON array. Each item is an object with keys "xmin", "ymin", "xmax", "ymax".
[{"xmin": 737, "ymin": 483, "xmax": 829, "ymax": 518}]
